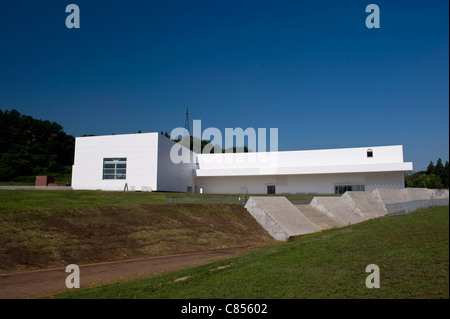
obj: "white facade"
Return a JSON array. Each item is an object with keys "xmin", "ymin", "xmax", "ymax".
[
  {"xmin": 71, "ymin": 133, "xmax": 196, "ymax": 192},
  {"xmin": 72, "ymin": 133, "xmax": 413, "ymax": 194},
  {"xmin": 195, "ymin": 145, "xmax": 412, "ymax": 194},
  {"xmin": 195, "ymin": 172, "xmax": 406, "ymax": 194}
]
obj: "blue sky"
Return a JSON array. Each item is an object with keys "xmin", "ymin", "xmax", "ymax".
[{"xmin": 0, "ymin": 0, "xmax": 448, "ymax": 171}]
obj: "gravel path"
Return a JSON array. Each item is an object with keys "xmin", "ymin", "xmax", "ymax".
[{"xmin": 0, "ymin": 247, "xmax": 247, "ymax": 299}]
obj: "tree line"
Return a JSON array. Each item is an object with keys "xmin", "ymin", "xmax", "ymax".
[
  {"xmin": 0, "ymin": 109, "xmax": 74, "ymax": 183},
  {"xmin": 405, "ymin": 158, "xmax": 449, "ymax": 189}
]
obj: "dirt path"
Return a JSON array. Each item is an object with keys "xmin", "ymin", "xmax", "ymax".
[{"xmin": 0, "ymin": 247, "xmax": 248, "ymax": 299}]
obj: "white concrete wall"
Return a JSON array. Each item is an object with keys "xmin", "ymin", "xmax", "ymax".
[
  {"xmin": 196, "ymin": 145, "xmax": 412, "ymax": 177},
  {"xmin": 156, "ymin": 134, "xmax": 197, "ymax": 192},
  {"xmin": 198, "ymin": 145, "xmax": 408, "ymax": 169},
  {"xmin": 195, "ymin": 172, "xmax": 406, "ymax": 194},
  {"xmin": 71, "ymin": 133, "xmax": 159, "ymax": 191}
]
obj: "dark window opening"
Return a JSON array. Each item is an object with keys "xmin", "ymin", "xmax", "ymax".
[
  {"xmin": 267, "ymin": 185, "xmax": 276, "ymax": 194},
  {"xmin": 103, "ymin": 158, "xmax": 127, "ymax": 180},
  {"xmin": 367, "ymin": 149, "xmax": 373, "ymax": 158},
  {"xmin": 335, "ymin": 185, "xmax": 365, "ymax": 194}
]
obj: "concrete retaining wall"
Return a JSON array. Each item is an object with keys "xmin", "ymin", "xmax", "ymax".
[
  {"xmin": 371, "ymin": 188, "xmax": 404, "ymax": 205},
  {"xmin": 371, "ymin": 188, "xmax": 449, "ymax": 215},
  {"xmin": 401, "ymin": 188, "xmax": 431, "ymax": 201},
  {"xmin": 309, "ymin": 197, "xmax": 365, "ymax": 225},
  {"xmin": 384, "ymin": 198, "xmax": 449, "ymax": 215},
  {"xmin": 245, "ymin": 188, "xmax": 448, "ymax": 241},
  {"xmin": 295, "ymin": 204, "xmax": 344, "ymax": 230},
  {"xmin": 341, "ymin": 191, "xmax": 386, "ymax": 220},
  {"xmin": 428, "ymin": 189, "xmax": 449, "ymax": 199},
  {"xmin": 244, "ymin": 197, "xmax": 320, "ymax": 241}
]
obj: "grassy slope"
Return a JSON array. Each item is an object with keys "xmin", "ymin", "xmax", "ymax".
[
  {"xmin": 0, "ymin": 189, "xmax": 333, "ymax": 273},
  {"xmin": 0, "ymin": 190, "xmax": 329, "ymax": 212},
  {"xmin": 53, "ymin": 206, "xmax": 449, "ymax": 299},
  {"xmin": 0, "ymin": 204, "xmax": 275, "ymax": 273},
  {"xmin": 0, "ymin": 190, "xmax": 169, "ymax": 212}
]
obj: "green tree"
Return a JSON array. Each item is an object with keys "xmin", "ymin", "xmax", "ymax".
[
  {"xmin": 405, "ymin": 173, "xmax": 443, "ymax": 189},
  {"xmin": 443, "ymin": 161, "xmax": 449, "ymax": 188},
  {"xmin": 405, "ymin": 158, "xmax": 449, "ymax": 189},
  {"xmin": 426, "ymin": 161, "xmax": 435, "ymax": 174},
  {"xmin": 0, "ymin": 109, "xmax": 75, "ymax": 182},
  {"xmin": 434, "ymin": 158, "xmax": 444, "ymax": 184}
]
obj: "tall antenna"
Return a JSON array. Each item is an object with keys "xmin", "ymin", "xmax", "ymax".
[{"xmin": 185, "ymin": 107, "xmax": 190, "ymax": 136}]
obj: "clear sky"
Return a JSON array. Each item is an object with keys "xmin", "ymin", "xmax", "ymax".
[{"xmin": 0, "ymin": 0, "xmax": 448, "ymax": 171}]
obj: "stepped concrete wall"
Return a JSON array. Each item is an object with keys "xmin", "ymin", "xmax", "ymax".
[
  {"xmin": 245, "ymin": 188, "xmax": 449, "ymax": 241},
  {"xmin": 309, "ymin": 197, "xmax": 366, "ymax": 225},
  {"xmin": 244, "ymin": 197, "xmax": 320, "ymax": 241},
  {"xmin": 341, "ymin": 191, "xmax": 387, "ymax": 220},
  {"xmin": 295, "ymin": 205, "xmax": 344, "ymax": 230}
]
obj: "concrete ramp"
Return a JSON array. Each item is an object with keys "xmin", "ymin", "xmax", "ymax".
[
  {"xmin": 245, "ymin": 188, "xmax": 448, "ymax": 241},
  {"xmin": 244, "ymin": 197, "xmax": 321, "ymax": 241},
  {"xmin": 341, "ymin": 191, "xmax": 387, "ymax": 220},
  {"xmin": 309, "ymin": 197, "xmax": 366, "ymax": 225},
  {"xmin": 295, "ymin": 205, "xmax": 344, "ymax": 230}
]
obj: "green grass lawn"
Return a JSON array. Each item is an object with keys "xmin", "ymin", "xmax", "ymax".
[
  {"xmin": 0, "ymin": 181, "xmax": 35, "ymax": 186},
  {"xmin": 0, "ymin": 189, "xmax": 328, "ymax": 212},
  {"xmin": 0, "ymin": 190, "xmax": 169, "ymax": 212},
  {"xmin": 51, "ymin": 205, "xmax": 449, "ymax": 299}
]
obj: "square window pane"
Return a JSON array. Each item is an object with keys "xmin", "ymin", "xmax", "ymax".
[{"xmin": 103, "ymin": 157, "xmax": 127, "ymax": 180}]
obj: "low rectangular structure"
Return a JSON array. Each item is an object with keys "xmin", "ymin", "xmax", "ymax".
[
  {"xmin": 35, "ymin": 176, "xmax": 54, "ymax": 187},
  {"xmin": 71, "ymin": 132, "xmax": 413, "ymax": 194}
]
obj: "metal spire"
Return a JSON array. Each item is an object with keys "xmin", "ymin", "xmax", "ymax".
[{"xmin": 185, "ymin": 107, "xmax": 190, "ymax": 135}]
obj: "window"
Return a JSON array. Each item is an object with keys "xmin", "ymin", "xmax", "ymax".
[
  {"xmin": 334, "ymin": 185, "xmax": 365, "ymax": 194},
  {"xmin": 367, "ymin": 149, "xmax": 373, "ymax": 158},
  {"xmin": 267, "ymin": 185, "xmax": 276, "ymax": 194},
  {"xmin": 103, "ymin": 158, "xmax": 127, "ymax": 180}
]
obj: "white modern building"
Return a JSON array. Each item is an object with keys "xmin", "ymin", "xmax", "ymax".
[{"xmin": 71, "ymin": 132, "xmax": 413, "ymax": 194}]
